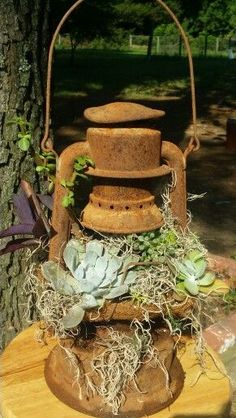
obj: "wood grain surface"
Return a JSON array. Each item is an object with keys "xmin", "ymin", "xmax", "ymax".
[{"xmin": 0, "ymin": 324, "xmax": 232, "ymax": 418}]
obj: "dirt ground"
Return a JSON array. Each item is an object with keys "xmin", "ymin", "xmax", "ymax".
[{"xmin": 185, "ymin": 105, "xmax": 236, "ymax": 258}]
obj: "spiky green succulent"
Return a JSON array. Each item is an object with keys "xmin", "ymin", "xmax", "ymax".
[
  {"xmin": 41, "ymin": 239, "xmax": 139, "ymax": 328},
  {"xmin": 173, "ymin": 250, "xmax": 215, "ymax": 296}
]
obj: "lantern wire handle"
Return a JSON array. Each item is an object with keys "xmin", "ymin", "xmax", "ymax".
[
  {"xmin": 40, "ymin": 0, "xmax": 199, "ymax": 159},
  {"xmin": 156, "ymin": 0, "xmax": 200, "ymax": 158},
  {"xmin": 40, "ymin": 0, "xmax": 85, "ymax": 156}
]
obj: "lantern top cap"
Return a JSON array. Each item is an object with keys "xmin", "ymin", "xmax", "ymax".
[{"xmin": 84, "ymin": 101, "xmax": 165, "ymax": 124}]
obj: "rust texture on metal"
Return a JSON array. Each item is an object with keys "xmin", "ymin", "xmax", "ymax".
[
  {"xmin": 84, "ymin": 101, "xmax": 165, "ymax": 124},
  {"xmin": 81, "ymin": 178, "xmax": 163, "ymax": 233},
  {"xmin": 49, "ymin": 141, "xmax": 90, "ymax": 262},
  {"xmin": 83, "ymin": 295, "xmax": 193, "ymax": 322},
  {"xmin": 86, "ymin": 127, "xmax": 171, "ymax": 178},
  {"xmin": 45, "ymin": 327, "xmax": 184, "ymax": 417},
  {"xmin": 161, "ymin": 141, "xmax": 187, "ymax": 229},
  {"xmin": 49, "ymin": 103, "xmax": 187, "ymax": 261}
]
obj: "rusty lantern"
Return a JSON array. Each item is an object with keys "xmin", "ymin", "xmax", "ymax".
[
  {"xmin": 49, "ymin": 102, "xmax": 187, "ymax": 261},
  {"xmin": 39, "ymin": 1, "xmax": 201, "ymax": 416}
]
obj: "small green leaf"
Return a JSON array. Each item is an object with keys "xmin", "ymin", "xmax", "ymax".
[
  {"xmin": 184, "ymin": 278, "xmax": 199, "ymax": 295},
  {"xmin": 61, "ymin": 179, "xmax": 74, "ymax": 188},
  {"xmin": 199, "ymin": 279, "xmax": 229, "ymax": 295},
  {"xmin": 60, "ymin": 179, "xmax": 67, "ymax": 188},
  {"xmin": 62, "ymin": 304, "xmax": 85, "ymax": 329},
  {"xmin": 198, "ymin": 271, "xmax": 215, "ymax": 286},
  {"xmin": 18, "ymin": 137, "xmax": 30, "ymax": 151},
  {"xmin": 105, "ymin": 284, "xmax": 129, "ymax": 299},
  {"xmin": 41, "ymin": 261, "xmax": 81, "ymax": 295},
  {"xmin": 18, "ymin": 133, "xmax": 31, "ymax": 140},
  {"xmin": 62, "ymin": 191, "xmax": 75, "ymax": 207},
  {"xmin": 36, "ymin": 165, "xmax": 49, "ymax": 172},
  {"xmin": 47, "ymin": 163, "xmax": 56, "ymax": 171},
  {"xmin": 176, "ymin": 282, "xmax": 187, "ymax": 293}
]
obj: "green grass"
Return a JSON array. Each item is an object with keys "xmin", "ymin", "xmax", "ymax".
[{"xmin": 54, "ymin": 49, "xmax": 236, "ymax": 102}]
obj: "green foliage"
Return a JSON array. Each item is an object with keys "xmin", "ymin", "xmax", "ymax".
[
  {"xmin": 7, "ymin": 116, "xmax": 32, "ymax": 151},
  {"xmin": 62, "ymin": 191, "xmax": 75, "ymax": 208},
  {"xmin": 224, "ymin": 289, "xmax": 236, "ymax": 314},
  {"xmin": 35, "ymin": 151, "xmax": 56, "ymax": 174},
  {"xmin": 41, "ymin": 239, "xmax": 139, "ymax": 328},
  {"xmin": 61, "ymin": 155, "xmax": 94, "ymax": 208},
  {"xmin": 131, "ymin": 229, "xmax": 179, "ymax": 261},
  {"xmin": 198, "ymin": 0, "xmax": 232, "ymax": 37},
  {"xmin": 229, "ymin": 0, "xmax": 236, "ymax": 29},
  {"xmin": 173, "ymin": 250, "xmax": 215, "ymax": 296},
  {"xmin": 35, "ymin": 151, "xmax": 56, "ymax": 193},
  {"xmin": 52, "ymin": 0, "xmax": 235, "ymax": 54}
]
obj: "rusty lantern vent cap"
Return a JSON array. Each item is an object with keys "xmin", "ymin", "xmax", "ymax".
[{"xmin": 84, "ymin": 102, "xmax": 165, "ymax": 124}]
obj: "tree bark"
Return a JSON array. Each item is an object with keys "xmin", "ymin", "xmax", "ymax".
[
  {"xmin": 0, "ymin": 0, "xmax": 50, "ymax": 349},
  {"xmin": 147, "ymin": 23, "xmax": 154, "ymax": 60}
]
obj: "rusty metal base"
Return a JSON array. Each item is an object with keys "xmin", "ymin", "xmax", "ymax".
[{"xmin": 45, "ymin": 328, "xmax": 184, "ymax": 417}]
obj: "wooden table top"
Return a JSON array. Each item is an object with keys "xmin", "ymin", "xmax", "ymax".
[{"xmin": 0, "ymin": 324, "xmax": 232, "ymax": 418}]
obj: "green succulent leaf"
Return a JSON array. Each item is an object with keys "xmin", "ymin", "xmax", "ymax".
[
  {"xmin": 62, "ymin": 304, "xmax": 85, "ymax": 329},
  {"xmin": 95, "ymin": 254, "xmax": 109, "ymax": 276},
  {"xmin": 106, "ymin": 257, "xmax": 122, "ymax": 275},
  {"xmin": 79, "ymin": 277, "xmax": 96, "ymax": 293},
  {"xmin": 86, "ymin": 240, "xmax": 104, "ymax": 257},
  {"xmin": 176, "ymin": 282, "xmax": 187, "ymax": 293},
  {"xmin": 121, "ymin": 270, "xmax": 137, "ymax": 285},
  {"xmin": 84, "ymin": 250, "xmax": 99, "ymax": 267},
  {"xmin": 184, "ymin": 278, "xmax": 199, "ymax": 295},
  {"xmin": 41, "ymin": 261, "xmax": 81, "ymax": 295},
  {"xmin": 175, "ymin": 260, "xmax": 190, "ymax": 279},
  {"xmin": 80, "ymin": 294, "xmax": 99, "ymax": 309},
  {"xmin": 73, "ymin": 264, "xmax": 85, "ymax": 281},
  {"xmin": 105, "ymin": 284, "xmax": 129, "ymax": 299},
  {"xmin": 63, "ymin": 239, "xmax": 86, "ymax": 274},
  {"xmin": 187, "ymin": 250, "xmax": 204, "ymax": 263},
  {"xmin": 198, "ymin": 271, "xmax": 215, "ymax": 286}
]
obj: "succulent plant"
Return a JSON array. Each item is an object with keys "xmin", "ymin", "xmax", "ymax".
[
  {"xmin": 131, "ymin": 229, "xmax": 178, "ymax": 261},
  {"xmin": 41, "ymin": 239, "xmax": 139, "ymax": 328},
  {"xmin": 173, "ymin": 250, "xmax": 215, "ymax": 296}
]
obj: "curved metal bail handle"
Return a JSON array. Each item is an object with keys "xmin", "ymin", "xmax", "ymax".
[
  {"xmin": 41, "ymin": 0, "xmax": 199, "ymax": 159},
  {"xmin": 156, "ymin": 0, "xmax": 200, "ymax": 159},
  {"xmin": 40, "ymin": 0, "xmax": 85, "ymax": 156}
]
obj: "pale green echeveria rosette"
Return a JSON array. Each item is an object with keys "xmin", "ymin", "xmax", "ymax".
[
  {"xmin": 174, "ymin": 250, "xmax": 215, "ymax": 296},
  {"xmin": 41, "ymin": 239, "xmax": 139, "ymax": 328}
]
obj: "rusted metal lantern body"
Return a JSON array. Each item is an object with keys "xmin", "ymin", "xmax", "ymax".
[
  {"xmin": 49, "ymin": 102, "xmax": 187, "ymax": 261},
  {"xmin": 36, "ymin": 0, "xmax": 203, "ymax": 416},
  {"xmin": 82, "ymin": 127, "xmax": 168, "ymax": 233}
]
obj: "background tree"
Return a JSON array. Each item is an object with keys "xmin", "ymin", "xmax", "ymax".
[
  {"xmin": 51, "ymin": 0, "xmax": 116, "ymax": 63},
  {"xmin": 229, "ymin": 0, "xmax": 236, "ymax": 39},
  {"xmin": 0, "ymin": 0, "xmax": 50, "ymax": 349},
  {"xmin": 113, "ymin": 0, "xmax": 183, "ymax": 58},
  {"xmin": 198, "ymin": 0, "xmax": 233, "ymax": 55}
]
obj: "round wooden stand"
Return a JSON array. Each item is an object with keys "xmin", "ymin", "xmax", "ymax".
[{"xmin": 0, "ymin": 325, "xmax": 232, "ymax": 418}]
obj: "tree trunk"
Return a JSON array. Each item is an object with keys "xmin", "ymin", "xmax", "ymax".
[
  {"xmin": 0, "ymin": 0, "xmax": 50, "ymax": 349},
  {"xmin": 178, "ymin": 35, "xmax": 182, "ymax": 57},
  {"xmin": 147, "ymin": 24, "xmax": 154, "ymax": 60},
  {"xmin": 204, "ymin": 34, "xmax": 208, "ymax": 57}
]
